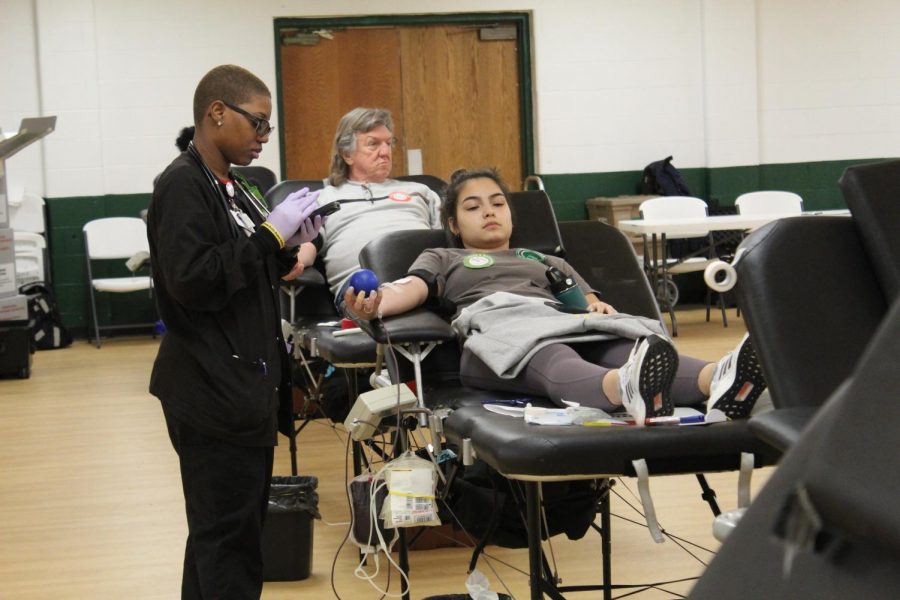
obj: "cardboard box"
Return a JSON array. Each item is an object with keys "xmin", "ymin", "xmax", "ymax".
[
  {"xmin": 0, "ymin": 293, "xmax": 28, "ymax": 323},
  {"xmin": 586, "ymin": 195, "xmax": 660, "ymax": 256}
]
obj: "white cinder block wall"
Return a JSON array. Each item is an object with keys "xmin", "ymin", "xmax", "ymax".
[
  {"xmin": 757, "ymin": 1, "xmax": 900, "ymax": 164},
  {"xmin": 2, "ymin": 0, "xmax": 900, "ymax": 199}
]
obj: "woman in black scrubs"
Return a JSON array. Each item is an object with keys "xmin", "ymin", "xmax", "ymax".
[{"xmin": 147, "ymin": 64, "xmax": 322, "ymax": 599}]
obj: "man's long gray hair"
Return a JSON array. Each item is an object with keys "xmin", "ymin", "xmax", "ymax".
[{"xmin": 327, "ymin": 107, "xmax": 394, "ymax": 186}]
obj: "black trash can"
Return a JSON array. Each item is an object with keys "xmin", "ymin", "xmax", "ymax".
[{"xmin": 262, "ymin": 475, "xmax": 320, "ymax": 581}]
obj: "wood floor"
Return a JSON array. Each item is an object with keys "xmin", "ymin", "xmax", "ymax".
[{"xmin": 0, "ymin": 308, "xmax": 773, "ymax": 599}]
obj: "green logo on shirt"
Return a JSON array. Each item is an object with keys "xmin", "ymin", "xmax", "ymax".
[
  {"xmin": 515, "ymin": 248, "xmax": 546, "ymax": 263},
  {"xmin": 463, "ymin": 253, "xmax": 495, "ymax": 269}
]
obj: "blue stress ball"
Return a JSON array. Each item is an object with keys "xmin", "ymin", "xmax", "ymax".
[{"xmin": 348, "ymin": 269, "xmax": 379, "ymax": 296}]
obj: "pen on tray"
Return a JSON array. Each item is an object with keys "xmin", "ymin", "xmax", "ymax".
[
  {"xmin": 582, "ymin": 420, "xmax": 628, "ymax": 427},
  {"xmin": 481, "ymin": 398, "xmax": 529, "ymax": 407},
  {"xmin": 677, "ymin": 414, "xmax": 706, "ymax": 424},
  {"xmin": 645, "ymin": 414, "xmax": 706, "ymax": 426}
]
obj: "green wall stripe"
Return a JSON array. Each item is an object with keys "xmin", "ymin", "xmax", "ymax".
[
  {"xmin": 42, "ymin": 157, "xmax": 893, "ymax": 334},
  {"xmin": 540, "ymin": 157, "xmax": 893, "ymax": 221}
]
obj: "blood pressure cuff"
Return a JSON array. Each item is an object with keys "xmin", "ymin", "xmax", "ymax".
[{"xmin": 407, "ymin": 269, "xmax": 457, "ymax": 317}]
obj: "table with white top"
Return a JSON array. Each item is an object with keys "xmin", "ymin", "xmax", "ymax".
[{"xmin": 617, "ymin": 210, "xmax": 850, "ymax": 334}]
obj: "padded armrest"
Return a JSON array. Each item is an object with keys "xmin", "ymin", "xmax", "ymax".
[
  {"xmin": 311, "ymin": 327, "xmax": 377, "ymax": 365},
  {"xmin": 358, "ymin": 308, "xmax": 455, "ymax": 345},
  {"xmin": 282, "ymin": 267, "xmax": 326, "ymax": 288},
  {"xmin": 748, "ymin": 407, "xmax": 818, "ymax": 453}
]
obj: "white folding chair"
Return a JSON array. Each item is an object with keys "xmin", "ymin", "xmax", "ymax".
[
  {"xmin": 13, "ymin": 231, "xmax": 47, "ymax": 284},
  {"xmin": 83, "ymin": 217, "xmax": 154, "ymax": 347},
  {"xmin": 735, "ymin": 191, "xmax": 803, "ymax": 216},
  {"xmin": 638, "ymin": 196, "xmax": 726, "ymax": 334}
]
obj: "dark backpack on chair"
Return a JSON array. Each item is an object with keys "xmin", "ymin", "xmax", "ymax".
[
  {"xmin": 639, "ymin": 155, "xmax": 692, "ymax": 196},
  {"xmin": 18, "ymin": 282, "xmax": 73, "ymax": 350},
  {"xmin": 639, "ymin": 156, "xmax": 704, "ymax": 261}
]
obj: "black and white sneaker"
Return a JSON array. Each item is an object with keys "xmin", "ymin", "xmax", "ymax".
[
  {"xmin": 618, "ymin": 334, "xmax": 679, "ymax": 426},
  {"xmin": 707, "ymin": 333, "xmax": 768, "ymax": 420}
]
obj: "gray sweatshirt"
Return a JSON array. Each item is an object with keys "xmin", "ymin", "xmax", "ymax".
[{"xmin": 452, "ymin": 291, "xmax": 665, "ymax": 378}]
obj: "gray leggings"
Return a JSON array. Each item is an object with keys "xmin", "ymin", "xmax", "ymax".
[{"xmin": 460, "ymin": 338, "xmax": 709, "ymax": 412}]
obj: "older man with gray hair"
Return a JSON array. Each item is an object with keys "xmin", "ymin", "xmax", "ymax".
[{"xmin": 315, "ymin": 107, "xmax": 442, "ymax": 306}]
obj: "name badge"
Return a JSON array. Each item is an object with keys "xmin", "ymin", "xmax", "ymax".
[{"xmin": 230, "ymin": 208, "xmax": 255, "ymax": 237}]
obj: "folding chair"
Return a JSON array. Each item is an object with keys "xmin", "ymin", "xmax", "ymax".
[
  {"xmin": 638, "ymin": 196, "xmax": 728, "ymax": 334},
  {"xmin": 13, "ymin": 231, "xmax": 47, "ymax": 285},
  {"xmin": 82, "ymin": 217, "xmax": 155, "ymax": 347},
  {"xmin": 734, "ymin": 191, "xmax": 803, "ymax": 216}
]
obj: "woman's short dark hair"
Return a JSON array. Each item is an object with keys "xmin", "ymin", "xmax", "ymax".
[
  {"xmin": 441, "ymin": 168, "xmax": 514, "ymax": 233},
  {"xmin": 192, "ymin": 65, "xmax": 270, "ymax": 126}
]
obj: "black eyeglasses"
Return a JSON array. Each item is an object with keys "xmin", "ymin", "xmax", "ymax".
[{"xmin": 223, "ymin": 102, "xmax": 274, "ymax": 137}]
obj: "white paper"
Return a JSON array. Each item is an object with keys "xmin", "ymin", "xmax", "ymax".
[
  {"xmin": 524, "ymin": 406, "xmax": 574, "ymax": 425},
  {"xmin": 483, "ymin": 404, "xmax": 525, "ymax": 417},
  {"xmin": 406, "ymin": 148, "xmax": 423, "ymax": 176}
]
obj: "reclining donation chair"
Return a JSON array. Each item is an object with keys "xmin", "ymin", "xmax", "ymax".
[
  {"xmin": 689, "ymin": 293, "xmax": 900, "ymax": 600},
  {"xmin": 356, "ymin": 190, "xmax": 780, "ymax": 600},
  {"xmin": 263, "ymin": 179, "xmax": 329, "ymax": 326},
  {"xmin": 732, "ymin": 216, "xmax": 885, "ymax": 451},
  {"xmin": 687, "ymin": 159, "xmax": 900, "ymax": 599},
  {"xmin": 735, "ymin": 158, "xmax": 899, "ymax": 452},
  {"xmin": 272, "ymin": 175, "xmax": 449, "ymax": 474}
]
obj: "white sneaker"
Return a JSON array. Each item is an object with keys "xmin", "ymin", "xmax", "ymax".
[
  {"xmin": 707, "ymin": 333, "xmax": 768, "ymax": 420},
  {"xmin": 618, "ymin": 334, "xmax": 679, "ymax": 426}
]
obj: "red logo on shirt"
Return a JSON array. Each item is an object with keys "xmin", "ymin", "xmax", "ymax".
[{"xmin": 389, "ymin": 192, "xmax": 412, "ymax": 202}]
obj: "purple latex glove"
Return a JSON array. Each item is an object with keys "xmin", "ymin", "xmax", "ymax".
[
  {"xmin": 285, "ymin": 212, "xmax": 325, "ymax": 247},
  {"xmin": 265, "ymin": 188, "xmax": 320, "ymax": 245}
]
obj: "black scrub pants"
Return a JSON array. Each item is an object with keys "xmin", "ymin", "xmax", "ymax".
[{"xmin": 164, "ymin": 409, "xmax": 274, "ymax": 600}]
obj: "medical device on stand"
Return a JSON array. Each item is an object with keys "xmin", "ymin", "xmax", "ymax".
[{"xmin": 0, "ymin": 117, "xmax": 56, "ymax": 378}]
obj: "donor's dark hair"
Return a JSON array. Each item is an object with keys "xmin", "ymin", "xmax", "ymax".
[{"xmin": 440, "ymin": 168, "xmax": 513, "ymax": 232}]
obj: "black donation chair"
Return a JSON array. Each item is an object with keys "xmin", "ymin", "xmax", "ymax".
[{"xmin": 356, "ymin": 192, "xmax": 779, "ymax": 600}]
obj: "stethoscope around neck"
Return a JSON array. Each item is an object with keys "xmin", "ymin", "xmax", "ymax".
[{"xmin": 186, "ymin": 142, "xmax": 269, "ymax": 236}]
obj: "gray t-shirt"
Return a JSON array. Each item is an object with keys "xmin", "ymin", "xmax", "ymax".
[
  {"xmin": 408, "ymin": 247, "xmax": 594, "ymax": 315},
  {"xmin": 317, "ymin": 179, "xmax": 442, "ymax": 295}
]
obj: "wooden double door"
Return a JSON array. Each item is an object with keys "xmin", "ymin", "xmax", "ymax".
[{"xmin": 279, "ymin": 22, "xmax": 524, "ymax": 188}]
